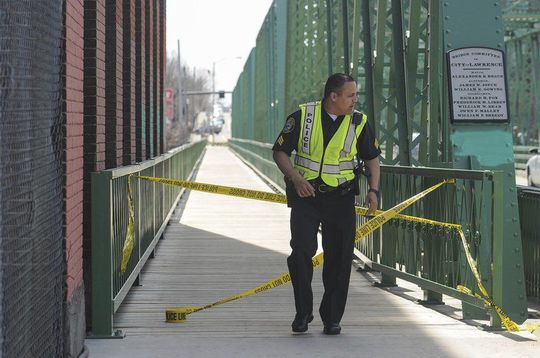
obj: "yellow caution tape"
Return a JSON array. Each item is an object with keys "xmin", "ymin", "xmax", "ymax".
[
  {"xmin": 455, "ymin": 225, "xmax": 519, "ymax": 331},
  {"xmin": 120, "ymin": 175, "xmax": 136, "ymax": 273},
  {"xmin": 135, "ymin": 175, "xmax": 288, "ymax": 204},
  {"xmin": 121, "ymin": 175, "xmax": 535, "ymax": 333},
  {"xmin": 163, "ymin": 178, "xmax": 451, "ymax": 322},
  {"xmin": 165, "ymin": 256, "xmax": 321, "ymax": 323}
]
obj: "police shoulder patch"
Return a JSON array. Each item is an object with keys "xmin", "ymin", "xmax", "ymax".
[{"xmin": 282, "ymin": 117, "xmax": 295, "ymax": 133}]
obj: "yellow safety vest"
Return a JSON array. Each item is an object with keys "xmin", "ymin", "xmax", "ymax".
[{"xmin": 294, "ymin": 101, "xmax": 367, "ymax": 187}]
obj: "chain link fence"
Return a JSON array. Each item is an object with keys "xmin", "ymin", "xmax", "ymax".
[{"xmin": 0, "ymin": 0, "xmax": 64, "ymax": 356}]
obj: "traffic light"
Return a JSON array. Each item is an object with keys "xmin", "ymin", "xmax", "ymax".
[{"xmin": 218, "ymin": 91, "xmax": 225, "ymax": 99}]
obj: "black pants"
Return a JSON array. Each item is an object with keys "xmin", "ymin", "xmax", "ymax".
[{"xmin": 287, "ymin": 191, "xmax": 356, "ymax": 324}]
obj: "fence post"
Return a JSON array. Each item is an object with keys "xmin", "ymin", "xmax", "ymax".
[{"xmin": 91, "ymin": 171, "xmax": 116, "ymax": 337}]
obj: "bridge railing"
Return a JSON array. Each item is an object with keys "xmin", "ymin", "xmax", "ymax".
[
  {"xmin": 355, "ymin": 166, "xmax": 517, "ymax": 325},
  {"xmin": 90, "ymin": 140, "xmax": 206, "ymax": 337},
  {"xmin": 517, "ymin": 186, "xmax": 540, "ymax": 300},
  {"xmin": 230, "ymin": 138, "xmax": 529, "ymax": 327}
]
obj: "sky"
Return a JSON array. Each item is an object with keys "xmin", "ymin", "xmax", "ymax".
[{"xmin": 166, "ymin": 0, "xmax": 274, "ymax": 94}]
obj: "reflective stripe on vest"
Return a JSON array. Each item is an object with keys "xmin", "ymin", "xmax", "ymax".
[
  {"xmin": 322, "ymin": 160, "xmax": 355, "ymax": 174},
  {"xmin": 340, "ymin": 118, "xmax": 357, "ymax": 157},
  {"xmin": 294, "ymin": 155, "xmax": 320, "ymax": 172}
]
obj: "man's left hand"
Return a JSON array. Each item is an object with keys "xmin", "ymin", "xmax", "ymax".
[{"xmin": 364, "ymin": 191, "xmax": 378, "ymax": 215}]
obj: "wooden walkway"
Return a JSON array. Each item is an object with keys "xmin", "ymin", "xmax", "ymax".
[{"xmin": 87, "ymin": 146, "xmax": 539, "ymax": 358}]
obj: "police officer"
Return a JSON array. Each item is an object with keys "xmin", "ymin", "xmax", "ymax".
[{"xmin": 272, "ymin": 73, "xmax": 381, "ymax": 335}]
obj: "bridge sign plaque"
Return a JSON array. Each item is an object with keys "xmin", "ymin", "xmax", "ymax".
[{"xmin": 447, "ymin": 47, "xmax": 508, "ymax": 123}]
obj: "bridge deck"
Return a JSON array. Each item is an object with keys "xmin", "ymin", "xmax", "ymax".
[{"xmin": 87, "ymin": 146, "xmax": 538, "ymax": 357}]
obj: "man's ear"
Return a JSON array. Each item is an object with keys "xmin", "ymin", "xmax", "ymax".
[{"xmin": 329, "ymin": 92, "xmax": 337, "ymax": 102}]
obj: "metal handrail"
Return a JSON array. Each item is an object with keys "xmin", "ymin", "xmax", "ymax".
[
  {"xmin": 229, "ymin": 138, "xmax": 529, "ymax": 329},
  {"xmin": 90, "ymin": 140, "xmax": 207, "ymax": 337}
]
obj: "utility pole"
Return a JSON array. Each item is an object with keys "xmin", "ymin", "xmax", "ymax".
[{"xmin": 177, "ymin": 40, "xmax": 183, "ymax": 124}]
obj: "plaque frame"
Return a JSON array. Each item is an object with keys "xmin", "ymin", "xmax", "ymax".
[{"xmin": 446, "ymin": 47, "xmax": 509, "ymax": 124}]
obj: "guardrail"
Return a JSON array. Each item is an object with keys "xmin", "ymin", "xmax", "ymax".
[
  {"xmin": 230, "ymin": 138, "xmax": 528, "ymax": 328},
  {"xmin": 90, "ymin": 140, "xmax": 207, "ymax": 337},
  {"xmin": 355, "ymin": 166, "xmax": 528, "ymax": 327},
  {"xmin": 517, "ymin": 186, "xmax": 540, "ymax": 300}
]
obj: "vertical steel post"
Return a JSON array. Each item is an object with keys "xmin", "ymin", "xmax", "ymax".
[
  {"xmin": 91, "ymin": 172, "xmax": 115, "ymax": 337},
  {"xmin": 342, "ymin": 0, "xmax": 350, "ymax": 74},
  {"xmin": 360, "ymin": 0, "xmax": 375, "ymax": 130},
  {"xmin": 326, "ymin": 0, "xmax": 334, "ymax": 75},
  {"xmin": 442, "ymin": 0, "xmax": 527, "ymax": 326},
  {"xmin": 390, "ymin": 0, "xmax": 411, "ymax": 166}
]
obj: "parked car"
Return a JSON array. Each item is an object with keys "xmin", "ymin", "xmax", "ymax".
[{"xmin": 526, "ymin": 147, "xmax": 540, "ymax": 187}]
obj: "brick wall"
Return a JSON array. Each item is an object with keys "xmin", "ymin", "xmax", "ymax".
[
  {"xmin": 65, "ymin": 0, "xmax": 85, "ymax": 304},
  {"xmin": 83, "ymin": 0, "xmax": 107, "ymax": 326},
  {"xmin": 153, "ymin": 0, "xmax": 160, "ymax": 155},
  {"xmin": 160, "ymin": 0, "xmax": 166, "ymax": 153},
  {"xmin": 136, "ymin": 0, "xmax": 146, "ymax": 161},
  {"xmin": 105, "ymin": 0, "xmax": 124, "ymax": 168},
  {"xmin": 145, "ymin": 0, "xmax": 154, "ymax": 158},
  {"xmin": 123, "ymin": 0, "xmax": 137, "ymax": 165},
  {"xmin": 65, "ymin": 1, "xmax": 87, "ymax": 355},
  {"xmin": 78, "ymin": 0, "xmax": 165, "ymax": 335}
]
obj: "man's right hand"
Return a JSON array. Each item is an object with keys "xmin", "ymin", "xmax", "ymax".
[{"xmin": 291, "ymin": 173, "xmax": 315, "ymax": 197}]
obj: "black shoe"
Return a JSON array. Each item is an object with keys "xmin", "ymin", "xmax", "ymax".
[
  {"xmin": 323, "ymin": 322, "xmax": 341, "ymax": 335},
  {"xmin": 291, "ymin": 313, "xmax": 314, "ymax": 333}
]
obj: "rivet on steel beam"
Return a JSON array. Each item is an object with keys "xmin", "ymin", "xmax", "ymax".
[
  {"xmin": 516, "ymin": 264, "xmax": 521, "ymax": 268},
  {"xmin": 514, "ymin": 247, "xmax": 520, "ymax": 252},
  {"xmin": 517, "ymin": 279, "xmax": 522, "ymax": 284},
  {"xmin": 444, "ymin": 2, "xmax": 449, "ymax": 6}
]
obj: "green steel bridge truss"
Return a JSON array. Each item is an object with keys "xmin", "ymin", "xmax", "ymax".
[
  {"xmin": 231, "ymin": 0, "xmax": 535, "ymax": 328},
  {"xmin": 504, "ymin": 0, "xmax": 540, "ymax": 146}
]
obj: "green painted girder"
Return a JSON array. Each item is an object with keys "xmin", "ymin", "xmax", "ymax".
[
  {"xmin": 505, "ymin": 28, "xmax": 540, "ymax": 146},
  {"xmin": 231, "ymin": 0, "xmax": 529, "ymax": 328},
  {"xmin": 443, "ymin": 0, "xmax": 527, "ymax": 325}
]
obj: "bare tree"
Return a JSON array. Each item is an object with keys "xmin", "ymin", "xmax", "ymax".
[{"xmin": 165, "ymin": 52, "xmax": 212, "ymax": 148}]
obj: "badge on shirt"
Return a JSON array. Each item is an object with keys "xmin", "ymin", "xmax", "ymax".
[
  {"xmin": 282, "ymin": 117, "xmax": 295, "ymax": 133},
  {"xmin": 277, "ymin": 135, "xmax": 284, "ymax": 145}
]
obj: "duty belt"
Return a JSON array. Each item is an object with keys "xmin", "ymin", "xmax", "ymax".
[{"xmin": 313, "ymin": 180, "xmax": 354, "ymax": 194}]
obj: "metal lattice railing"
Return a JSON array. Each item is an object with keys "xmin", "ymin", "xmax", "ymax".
[
  {"xmin": 229, "ymin": 137, "xmax": 529, "ymax": 326},
  {"xmin": 90, "ymin": 140, "xmax": 206, "ymax": 337},
  {"xmin": 356, "ymin": 166, "xmax": 506, "ymax": 320},
  {"xmin": 517, "ymin": 186, "xmax": 540, "ymax": 300}
]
